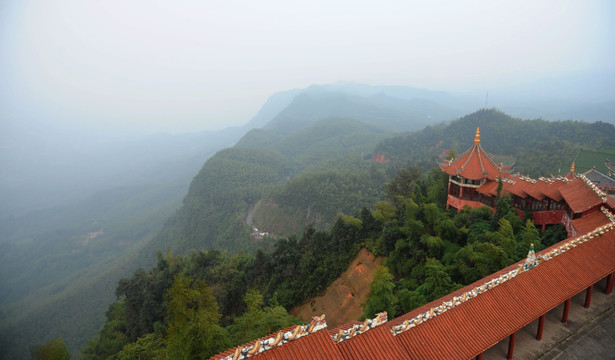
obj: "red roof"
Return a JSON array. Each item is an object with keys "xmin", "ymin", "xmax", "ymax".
[
  {"xmin": 250, "ymin": 330, "xmax": 343, "ymax": 360},
  {"xmin": 336, "ymin": 323, "xmax": 409, "ymax": 359},
  {"xmin": 572, "ymin": 210, "xmax": 610, "ymax": 235},
  {"xmin": 440, "ymin": 128, "xmax": 508, "ymax": 181},
  {"xmin": 540, "ymin": 178, "xmax": 568, "ymax": 202},
  {"xmin": 477, "ymin": 180, "xmax": 499, "ymax": 196},
  {"xmin": 522, "ymin": 179, "xmax": 552, "ymax": 201},
  {"xmin": 559, "ymin": 178, "xmax": 604, "ymax": 213}
]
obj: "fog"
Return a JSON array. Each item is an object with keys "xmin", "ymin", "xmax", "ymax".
[
  {"xmin": 1, "ymin": 0, "xmax": 614, "ymax": 215},
  {"xmin": 2, "ymin": 0, "xmax": 614, "ymax": 135}
]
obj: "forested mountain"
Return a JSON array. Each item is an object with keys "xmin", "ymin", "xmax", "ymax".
[
  {"xmin": 0, "ymin": 126, "xmax": 250, "ymax": 359},
  {"xmin": 150, "ymin": 119, "xmax": 398, "ymax": 254},
  {"xmin": 5, "ymin": 82, "xmax": 615, "ymax": 360},
  {"xmin": 375, "ymin": 109, "xmax": 615, "ymax": 176}
]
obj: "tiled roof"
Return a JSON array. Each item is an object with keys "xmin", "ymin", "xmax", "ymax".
[
  {"xmin": 540, "ymin": 178, "xmax": 569, "ymax": 202},
  {"xmin": 560, "ymin": 178, "xmax": 605, "ymax": 213},
  {"xmin": 584, "ymin": 169, "xmax": 615, "ymax": 189},
  {"xmin": 477, "ymin": 180, "xmax": 499, "ymax": 196},
  {"xmin": 211, "ymin": 207, "xmax": 615, "ymax": 360},
  {"xmin": 336, "ymin": 322, "xmax": 409, "ymax": 359},
  {"xmin": 250, "ymin": 329, "xmax": 343, "ymax": 360},
  {"xmin": 440, "ymin": 128, "xmax": 507, "ymax": 181},
  {"xmin": 572, "ymin": 210, "xmax": 610, "ymax": 235},
  {"xmin": 522, "ymin": 178, "xmax": 553, "ymax": 201}
]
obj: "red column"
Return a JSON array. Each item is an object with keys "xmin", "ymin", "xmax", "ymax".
[
  {"xmin": 475, "ymin": 353, "xmax": 483, "ymax": 360},
  {"xmin": 536, "ymin": 314, "xmax": 545, "ymax": 340},
  {"xmin": 562, "ymin": 298, "xmax": 571, "ymax": 323},
  {"xmin": 507, "ymin": 332, "xmax": 516, "ymax": 359},
  {"xmin": 446, "ymin": 179, "xmax": 451, "ymax": 209},
  {"xmin": 606, "ymin": 273, "xmax": 614, "ymax": 295},
  {"xmin": 584, "ymin": 285, "xmax": 593, "ymax": 308}
]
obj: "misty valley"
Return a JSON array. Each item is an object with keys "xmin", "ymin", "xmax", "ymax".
[{"xmin": 2, "ymin": 83, "xmax": 615, "ymax": 359}]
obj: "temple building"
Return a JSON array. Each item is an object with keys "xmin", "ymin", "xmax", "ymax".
[
  {"xmin": 210, "ymin": 129, "xmax": 615, "ymax": 360},
  {"xmin": 440, "ymin": 127, "xmax": 615, "ymax": 234}
]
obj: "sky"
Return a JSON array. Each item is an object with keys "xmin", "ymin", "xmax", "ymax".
[{"xmin": 1, "ymin": 0, "xmax": 614, "ymax": 134}]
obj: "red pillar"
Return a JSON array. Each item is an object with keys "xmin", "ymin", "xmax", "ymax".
[
  {"xmin": 584, "ymin": 285, "xmax": 593, "ymax": 308},
  {"xmin": 606, "ymin": 273, "xmax": 614, "ymax": 295},
  {"xmin": 536, "ymin": 314, "xmax": 545, "ymax": 340},
  {"xmin": 475, "ymin": 353, "xmax": 483, "ymax": 360},
  {"xmin": 562, "ymin": 298, "xmax": 571, "ymax": 323},
  {"xmin": 507, "ymin": 332, "xmax": 516, "ymax": 360}
]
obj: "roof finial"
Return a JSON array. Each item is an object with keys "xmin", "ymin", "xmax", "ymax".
[
  {"xmin": 474, "ymin": 127, "xmax": 480, "ymax": 145},
  {"xmin": 523, "ymin": 243, "xmax": 537, "ymax": 270},
  {"xmin": 570, "ymin": 161, "xmax": 575, "ymax": 174}
]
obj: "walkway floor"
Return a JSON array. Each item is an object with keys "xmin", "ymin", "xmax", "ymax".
[{"xmin": 482, "ymin": 277, "xmax": 615, "ymax": 359}]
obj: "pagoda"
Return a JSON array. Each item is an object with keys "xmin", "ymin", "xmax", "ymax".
[
  {"xmin": 439, "ymin": 127, "xmax": 509, "ymax": 210},
  {"xmin": 439, "ymin": 127, "xmax": 615, "ymax": 234}
]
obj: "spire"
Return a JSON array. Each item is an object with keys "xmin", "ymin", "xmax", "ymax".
[
  {"xmin": 474, "ymin": 127, "xmax": 480, "ymax": 145},
  {"xmin": 570, "ymin": 162, "xmax": 575, "ymax": 173}
]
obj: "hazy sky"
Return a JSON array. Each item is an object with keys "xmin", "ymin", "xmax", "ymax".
[{"xmin": 1, "ymin": 0, "xmax": 613, "ymax": 134}]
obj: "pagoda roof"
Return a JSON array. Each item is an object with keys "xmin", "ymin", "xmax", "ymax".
[{"xmin": 440, "ymin": 127, "xmax": 509, "ymax": 181}]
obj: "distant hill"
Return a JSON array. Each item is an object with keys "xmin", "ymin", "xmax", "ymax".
[{"xmin": 374, "ymin": 108, "xmax": 615, "ymax": 177}]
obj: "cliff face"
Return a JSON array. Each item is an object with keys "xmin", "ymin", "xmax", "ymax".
[{"xmin": 290, "ymin": 248, "xmax": 383, "ymax": 328}]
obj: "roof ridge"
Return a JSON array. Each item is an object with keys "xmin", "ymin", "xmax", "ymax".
[
  {"xmin": 477, "ymin": 143, "xmax": 503, "ymax": 172},
  {"xmin": 218, "ymin": 315, "xmax": 327, "ymax": 360},
  {"xmin": 331, "ymin": 312, "xmax": 388, "ymax": 343},
  {"xmin": 460, "ymin": 146, "xmax": 477, "ymax": 173},
  {"xmin": 578, "ymin": 173, "xmax": 608, "ymax": 202}
]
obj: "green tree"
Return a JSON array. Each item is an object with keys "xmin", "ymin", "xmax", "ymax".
[
  {"xmin": 165, "ymin": 275, "xmax": 229, "ymax": 360},
  {"xmin": 80, "ymin": 301, "xmax": 130, "ymax": 360},
  {"xmin": 30, "ymin": 338, "xmax": 70, "ymax": 360},
  {"xmin": 114, "ymin": 334, "xmax": 165, "ymax": 360},
  {"xmin": 364, "ymin": 266, "xmax": 397, "ymax": 318},
  {"xmin": 493, "ymin": 218, "xmax": 516, "ymax": 262},
  {"xmin": 227, "ymin": 289, "xmax": 301, "ymax": 346},
  {"xmin": 415, "ymin": 258, "xmax": 459, "ymax": 302},
  {"xmin": 386, "ymin": 167, "xmax": 422, "ymax": 206},
  {"xmin": 517, "ymin": 219, "xmax": 542, "ymax": 258}
]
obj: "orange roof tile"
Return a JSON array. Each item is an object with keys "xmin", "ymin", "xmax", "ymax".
[
  {"xmin": 439, "ymin": 128, "xmax": 507, "ymax": 181},
  {"xmin": 523, "ymin": 179, "xmax": 552, "ymax": 201},
  {"xmin": 210, "ymin": 326, "xmax": 343, "ymax": 360},
  {"xmin": 251, "ymin": 330, "xmax": 343, "ymax": 360},
  {"xmin": 336, "ymin": 323, "xmax": 409, "ymax": 359},
  {"xmin": 540, "ymin": 179, "xmax": 568, "ymax": 202},
  {"xmin": 559, "ymin": 178, "xmax": 604, "ymax": 213},
  {"xmin": 571, "ymin": 210, "xmax": 610, "ymax": 235},
  {"xmin": 503, "ymin": 178, "xmax": 530, "ymax": 198},
  {"xmin": 476, "ymin": 181, "xmax": 497, "ymax": 196}
]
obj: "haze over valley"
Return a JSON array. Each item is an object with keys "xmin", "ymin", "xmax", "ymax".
[{"xmin": 1, "ymin": 1, "xmax": 614, "ymax": 358}]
